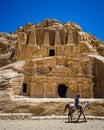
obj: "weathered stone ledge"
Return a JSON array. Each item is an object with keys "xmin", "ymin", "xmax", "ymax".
[
  {"xmin": 32, "ymin": 115, "xmax": 104, "ymax": 120},
  {"xmin": 0, "ymin": 113, "xmax": 32, "ymax": 120},
  {"xmin": 0, "ymin": 113, "xmax": 103, "ymax": 120}
]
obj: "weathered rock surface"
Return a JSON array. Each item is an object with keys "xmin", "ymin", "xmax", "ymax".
[
  {"xmin": 0, "ymin": 32, "xmax": 17, "ymax": 67},
  {"xmin": 91, "ymin": 55, "xmax": 104, "ymax": 97},
  {"xmin": 0, "ymin": 98, "xmax": 103, "ymax": 117},
  {"xmin": 0, "ymin": 113, "xmax": 32, "ymax": 120}
]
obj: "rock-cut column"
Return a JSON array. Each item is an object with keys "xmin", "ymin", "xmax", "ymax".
[
  {"xmin": 67, "ymin": 31, "xmax": 74, "ymax": 44},
  {"xmin": 18, "ymin": 32, "xmax": 27, "ymax": 45},
  {"xmin": 55, "ymin": 30, "xmax": 61, "ymax": 45},
  {"xmin": 28, "ymin": 29, "xmax": 37, "ymax": 45},
  {"xmin": 44, "ymin": 31, "xmax": 50, "ymax": 45}
]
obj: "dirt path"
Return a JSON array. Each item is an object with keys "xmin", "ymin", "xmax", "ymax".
[{"xmin": 0, "ymin": 119, "xmax": 104, "ymax": 130}]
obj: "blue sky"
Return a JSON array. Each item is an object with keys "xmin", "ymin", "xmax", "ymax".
[{"xmin": 0, "ymin": 0, "xmax": 104, "ymax": 41}]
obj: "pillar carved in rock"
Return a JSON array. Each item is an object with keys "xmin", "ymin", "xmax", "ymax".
[
  {"xmin": 18, "ymin": 32, "xmax": 27, "ymax": 45},
  {"xmin": 67, "ymin": 31, "xmax": 74, "ymax": 45},
  {"xmin": 27, "ymin": 29, "xmax": 36, "ymax": 45},
  {"xmin": 55, "ymin": 30, "xmax": 61, "ymax": 45},
  {"xmin": 44, "ymin": 31, "xmax": 50, "ymax": 45}
]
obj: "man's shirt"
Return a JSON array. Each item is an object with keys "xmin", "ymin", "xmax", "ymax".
[{"xmin": 75, "ymin": 97, "xmax": 79, "ymax": 106}]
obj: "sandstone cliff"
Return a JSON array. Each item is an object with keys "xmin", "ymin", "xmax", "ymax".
[{"xmin": 0, "ymin": 19, "xmax": 104, "ymax": 100}]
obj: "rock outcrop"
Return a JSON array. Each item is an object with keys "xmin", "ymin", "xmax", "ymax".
[
  {"xmin": 0, "ymin": 98, "xmax": 103, "ymax": 117},
  {"xmin": 0, "ymin": 32, "xmax": 17, "ymax": 67},
  {"xmin": 0, "ymin": 19, "xmax": 104, "ymax": 100}
]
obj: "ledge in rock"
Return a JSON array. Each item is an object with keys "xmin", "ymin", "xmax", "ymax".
[{"xmin": 0, "ymin": 113, "xmax": 32, "ymax": 120}]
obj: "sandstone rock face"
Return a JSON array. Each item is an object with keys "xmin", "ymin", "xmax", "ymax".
[
  {"xmin": 0, "ymin": 19, "xmax": 104, "ymax": 99},
  {"xmin": 0, "ymin": 98, "xmax": 103, "ymax": 117},
  {"xmin": 91, "ymin": 55, "xmax": 104, "ymax": 97},
  {"xmin": 0, "ymin": 33, "xmax": 17, "ymax": 67}
]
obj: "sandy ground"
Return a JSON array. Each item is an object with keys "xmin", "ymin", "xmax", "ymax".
[{"xmin": 0, "ymin": 119, "xmax": 104, "ymax": 130}]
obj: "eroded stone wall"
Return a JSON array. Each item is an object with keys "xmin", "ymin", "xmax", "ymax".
[
  {"xmin": 25, "ymin": 76, "xmax": 93, "ymax": 98},
  {"xmin": 18, "ymin": 55, "xmax": 94, "ymax": 98}
]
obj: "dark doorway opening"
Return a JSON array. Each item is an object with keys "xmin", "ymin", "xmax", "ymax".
[
  {"xmin": 58, "ymin": 84, "xmax": 68, "ymax": 98},
  {"xmin": 22, "ymin": 83, "xmax": 27, "ymax": 93},
  {"xmin": 49, "ymin": 49, "xmax": 55, "ymax": 56}
]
